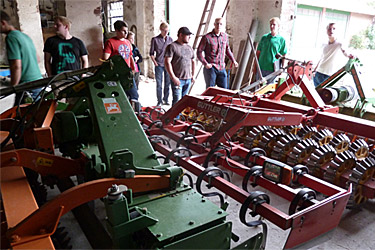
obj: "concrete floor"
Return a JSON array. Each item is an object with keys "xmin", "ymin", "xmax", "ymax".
[{"xmin": 1, "ymin": 74, "xmax": 375, "ymax": 249}]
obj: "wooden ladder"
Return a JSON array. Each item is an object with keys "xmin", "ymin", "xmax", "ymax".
[{"xmin": 192, "ymin": 0, "xmax": 217, "ymax": 50}]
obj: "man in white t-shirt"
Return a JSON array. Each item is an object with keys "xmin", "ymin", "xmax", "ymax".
[{"xmin": 313, "ymin": 23, "xmax": 353, "ymax": 87}]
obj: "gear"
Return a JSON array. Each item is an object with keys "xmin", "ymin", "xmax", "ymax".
[
  {"xmin": 181, "ymin": 107, "xmax": 192, "ymax": 120},
  {"xmin": 287, "ymin": 138, "xmax": 318, "ymax": 166},
  {"xmin": 233, "ymin": 126, "xmax": 251, "ymax": 143},
  {"xmin": 329, "ymin": 133, "xmax": 351, "ymax": 153},
  {"xmin": 349, "ymin": 138, "xmax": 369, "ymax": 160},
  {"xmin": 196, "ymin": 112, "xmax": 208, "ymax": 123},
  {"xmin": 282, "ymin": 125, "xmax": 302, "ymax": 135},
  {"xmin": 258, "ymin": 128, "xmax": 286, "ymax": 156},
  {"xmin": 244, "ymin": 125, "xmax": 271, "ymax": 149},
  {"xmin": 297, "ymin": 126, "xmax": 318, "ymax": 140},
  {"xmin": 306, "ymin": 144, "xmax": 336, "ymax": 178},
  {"xmin": 199, "ymin": 114, "xmax": 221, "ymax": 132},
  {"xmin": 325, "ymin": 151, "xmax": 357, "ymax": 185},
  {"xmin": 313, "ymin": 128, "xmax": 333, "ymax": 146},
  {"xmin": 369, "ymin": 149, "xmax": 375, "ymax": 160},
  {"xmin": 271, "ymin": 134, "xmax": 301, "ymax": 162},
  {"xmin": 187, "ymin": 109, "xmax": 200, "ymax": 122},
  {"xmin": 347, "ymin": 157, "xmax": 375, "ymax": 208}
]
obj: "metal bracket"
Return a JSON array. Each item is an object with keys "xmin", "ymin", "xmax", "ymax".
[
  {"xmin": 242, "ymin": 165, "xmax": 263, "ymax": 190},
  {"xmin": 196, "ymin": 166, "xmax": 230, "ymax": 210},
  {"xmin": 244, "ymin": 147, "xmax": 266, "ymax": 168},
  {"xmin": 239, "ymin": 191, "xmax": 269, "ymax": 249},
  {"xmin": 164, "ymin": 146, "xmax": 192, "ymax": 166},
  {"xmin": 288, "ymin": 188, "xmax": 316, "ymax": 215},
  {"xmin": 292, "ymin": 164, "xmax": 309, "ymax": 184},
  {"xmin": 203, "ymin": 144, "xmax": 231, "ymax": 168}
]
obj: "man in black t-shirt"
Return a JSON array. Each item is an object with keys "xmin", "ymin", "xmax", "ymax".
[{"xmin": 44, "ymin": 16, "xmax": 88, "ymax": 76}]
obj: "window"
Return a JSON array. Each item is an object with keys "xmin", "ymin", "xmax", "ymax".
[
  {"xmin": 290, "ymin": 5, "xmax": 322, "ymax": 61},
  {"xmin": 295, "ymin": 6, "xmax": 321, "ymax": 48},
  {"xmin": 109, "ymin": 1, "xmax": 123, "ymax": 32}
]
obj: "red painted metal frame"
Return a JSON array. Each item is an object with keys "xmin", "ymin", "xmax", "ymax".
[
  {"xmin": 138, "ymin": 60, "xmax": 375, "ymax": 244},
  {"xmin": 138, "ymin": 109, "xmax": 353, "ymax": 248},
  {"xmin": 160, "ymin": 95, "xmax": 305, "ymax": 149},
  {"xmin": 267, "ymin": 61, "xmax": 336, "ymax": 111},
  {"xmin": 257, "ymin": 98, "xmax": 375, "ymax": 140},
  {"xmin": 150, "ymin": 140, "xmax": 351, "ymax": 249},
  {"xmin": 145, "ymin": 113, "xmax": 349, "ymax": 198},
  {"xmin": 143, "ymin": 108, "xmax": 374, "ymax": 199},
  {"xmin": 189, "ymin": 87, "xmax": 375, "ymax": 140}
]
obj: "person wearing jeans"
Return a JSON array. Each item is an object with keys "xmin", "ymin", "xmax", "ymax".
[
  {"xmin": 164, "ymin": 27, "xmax": 195, "ymax": 106},
  {"xmin": 203, "ymin": 67, "xmax": 228, "ymax": 89},
  {"xmin": 313, "ymin": 23, "xmax": 354, "ymax": 87},
  {"xmin": 154, "ymin": 65, "xmax": 171, "ymax": 105},
  {"xmin": 197, "ymin": 17, "xmax": 238, "ymax": 89},
  {"xmin": 171, "ymin": 79, "xmax": 192, "ymax": 104},
  {"xmin": 150, "ymin": 22, "xmax": 173, "ymax": 106}
]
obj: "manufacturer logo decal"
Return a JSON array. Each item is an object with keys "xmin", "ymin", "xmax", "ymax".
[
  {"xmin": 267, "ymin": 116, "xmax": 285, "ymax": 122},
  {"xmin": 103, "ymin": 98, "xmax": 122, "ymax": 114},
  {"xmin": 197, "ymin": 101, "xmax": 227, "ymax": 118}
]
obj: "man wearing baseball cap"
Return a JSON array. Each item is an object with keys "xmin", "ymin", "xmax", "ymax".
[{"xmin": 164, "ymin": 27, "xmax": 195, "ymax": 105}]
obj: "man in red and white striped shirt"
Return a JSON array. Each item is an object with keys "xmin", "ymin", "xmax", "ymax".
[{"xmin": 197, "ymin": 17, "xmax": 238, "ymax": 89}]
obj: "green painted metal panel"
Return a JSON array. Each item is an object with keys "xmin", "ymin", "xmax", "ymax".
[
  {"xmin": 84, "ymin": 58, "xmax": 161, "ymax": 175},
  {"xmin": 233, "ymin": 233, "xmax": 264, "ymax": 250},
  {"xmin": 131, "ymin": 185, "xmax": 191, "ymax": 206},
  {"xmin": 87, "ymin": 83, "xmax": 160, "ymax": 170},
  {"xmin": 162, "ymin": 221, "xmax": 232, "ymax": 249},
  {"xmin": 139, "ymin": 188, "xmax": 227, "ymax": 242}
]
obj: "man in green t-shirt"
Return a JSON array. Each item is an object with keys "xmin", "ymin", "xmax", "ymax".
[
  {"xmin": 256, "ymin": 17, "xmax": 287, "ymax": 84},
  {"xmin": 0, "ymin": 11, "xmax": 43, "ymax": 105}
]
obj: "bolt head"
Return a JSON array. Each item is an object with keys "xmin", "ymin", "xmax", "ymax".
[
  {"xmin": 10, "ymin": 234, "xmax": 20, "ymax": 243},
  {"xmin": 109, "ymin": 184, "xmax": 119, "ymax": 193}
]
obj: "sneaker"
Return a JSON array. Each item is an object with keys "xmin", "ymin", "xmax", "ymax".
[
  {"xmin": 156, "ymin": 102, "xmax": 162, "ymax": 106},
  {"xmin": 163, "ymin": 101, "xmax": 170, "ymax": 105}
]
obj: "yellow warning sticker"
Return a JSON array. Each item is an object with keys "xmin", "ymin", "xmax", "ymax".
[
  {"xmin": 36, "ymin": 157, "xmax": 53, "ymax": 167},
  {"xmin": 73, "ymin": 81, "xmax": 86, "ymax": 92}
]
